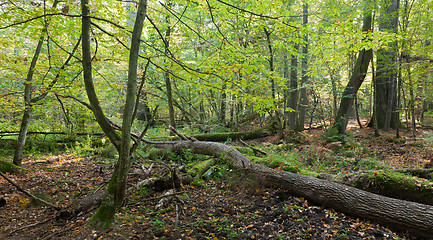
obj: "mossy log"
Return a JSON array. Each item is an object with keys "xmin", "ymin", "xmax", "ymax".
[
  {"xmin": 190, "ymin": 121, "xmax": 278, "ymax": 142},
  {"xmin": 0, "ymin": 160, "xmax": 26, "ymax": 174},
  {"xmin": 321, "ymin": 171, "xmax": 433, "ymax": 206},
  {"xmin": 150, "ymin": 140, "xmax": 433, "ymax": 238},
  {"xmin": 188, "ymin": 159, "xmax": 215, "ymax": 179}
]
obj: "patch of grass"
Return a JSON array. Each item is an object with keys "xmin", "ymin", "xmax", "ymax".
[
  {"xmin": 29, "ymin": 192, "xmax": 53, "ymax": 206},
  {"xmin": 423, "ymin": 132, "xmax": 433, "ymax": 146},
  {"xmin": 263, "ymin": 152, "xmax": 302, "ymax": 173}
]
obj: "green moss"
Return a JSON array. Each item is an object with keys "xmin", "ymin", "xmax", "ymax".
[
  {"xmin": 282, "ymin": 165, "xmax": 299, "ymax": 173},
  {"xmin": 269, "ymin": 159, "xmax": 283, "ymax": 169},
  {"xmin": 188, "ymin": 159, "xmax": 215, "ymax": 178},
  {"xmin": 29, "ymin": 192, "xmax": 53, "ymax": 206},
  {"xmin": 233, "ymin": 146, "xmax": 255, "ymax": 156},
  {"xmin": 146, "ymin": 148, "xmax": 172, "ymax": 160},
  {"xmin": 89, "ymin": 191, "xmax": 116, "ymax": 229},
  {"xmin": 346, "ymin": 171, "xmax": 433, "ymax": 205},
  {"xmin": 298, "ymin": 169, "xmax": 320, "ymax": 177},
  {"xmin": 0, "ymin": 160, "xmax": 27, "ymax": 173}
]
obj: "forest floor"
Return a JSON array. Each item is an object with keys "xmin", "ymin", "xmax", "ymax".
[{"xmin": 1, "ymin": 122, "xmax": 432, "ymax": 240}]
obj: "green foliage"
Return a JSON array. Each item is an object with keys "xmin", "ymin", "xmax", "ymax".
[
  {"xmin": 70, "ymin": 135, "xmax": 97, "ymax": 156},
  {"xmin": 323, "ymin": 127, "xmax": 344, "ymax": 143}
]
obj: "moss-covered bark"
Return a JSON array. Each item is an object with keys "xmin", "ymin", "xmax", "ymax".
[
  {"xmin": 0, "ymin": 160, "xmax": 26, "ymax": 174},
  {"xmin": 330, "ymin": 171, "xmax": 433, "ymax": 206}
]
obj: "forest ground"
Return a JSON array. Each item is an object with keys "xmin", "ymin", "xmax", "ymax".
[{"xmin": 1, "ymin": 121, "xmax": 432, "ymax": 240}]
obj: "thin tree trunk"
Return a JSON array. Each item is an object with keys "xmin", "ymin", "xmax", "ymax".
[
  {"xmin": 330, "ymin": 71, "xmax": 339, "ymax": 119},
  {"xmin": 164, "ymin": 11, "xmax": 176, "ymax": 129},
  {"xmin": 264, "ymin": 27, "xmax": 275, "ymax": 100},
  {"xmin": 220, "ymin": 80, "xmax": 226, "ymax": 124},
  {"xmin": 332, "ymin": 3, "xmax": 373, "ymax": 135},
  {"xmin": 408, "ymin": 66, "xmax": 416, "ymax": 138},
  {"xmin": 82, "ymin": 0, "xmax": 148, "ymax": 228},
  {"xmin": 13, "ymin": 0, "xmax": 60, "ymax": 166},
  {"xmin": 355, "ymin": 95, "xmax": 363, "ymax": 128},
  {"xmin": 283, "ymin": 53, "xmax": 289, "ymax": 128},
  {"xmin": 396, "ymin": 54, "xmax": 402, "ymax": 138},
  {"xmin": 81, "ymin": 1, "xmax": 121, "ymax": 151},
  {"xmin": 372, "ymin": 57, "xmax": 380, "ymax": 136},
  {"xmin": 298, "ymin": 3, "xmax": 309, "ymax": 131},
  {"xmin": 288, "ymin": 44, "xmax": 299, "ymax": 130}
]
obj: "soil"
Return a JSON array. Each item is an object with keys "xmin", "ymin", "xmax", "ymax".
[{"xmin": 1, "ymin": 125, "xmax": 432, "ymax": 240}]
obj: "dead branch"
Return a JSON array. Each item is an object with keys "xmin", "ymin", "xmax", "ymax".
[
  {"xmin": 169, "ymin": 125, "xmax": 197, "ymax": 141},
  {"xmin": 240, "ymin": 139, "xmax": 267, "ymax": 155},
  {"xmin": 0, "ymin": 171, "xmax": 60, "ymax": 210},
  {"xmin": 8, "ymin": 217, "xmax": 53, "ymax": 235}
]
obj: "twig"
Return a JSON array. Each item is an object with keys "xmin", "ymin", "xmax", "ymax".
[
  {"xmin": 140, "ymin": 191, "xmax": 187, "ymax": 202},
  {"xmin": 0, "ymin": 171, "xmax": 60, "ymax": 210},
  {"xmin": 8, "ymin": 217, "xmax": 54, "ymax": 235},
  {"xmin": 41, "ymin": 222, "xmax": 77, "ymax": 240},
  {"xmin": 175, "ymin": 203, "xmax": 179, "ymax": 229},
  {"xmin": 169, "ymin": 125, "xmax": 197, "ymax": 141},
  {"xmin": 240, "ymin": 139, "xmax": 267, "ymax": 155}
]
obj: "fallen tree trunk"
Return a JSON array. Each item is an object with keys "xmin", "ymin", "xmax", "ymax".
[
  {"xmin": 150, "ymin": 140, "xmax": 433, "ymax": 238},
  {"xmin": 317, "ymin": 170, "xmax": 433, "ymax": 206},
  {"xmin": 175, "ymin": 121, "xmax": 278, "ymax": 142}
]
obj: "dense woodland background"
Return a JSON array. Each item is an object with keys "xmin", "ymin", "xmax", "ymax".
[{"xmin": 1, "ymin": 0, "xmax": 433, "ymax": 239}]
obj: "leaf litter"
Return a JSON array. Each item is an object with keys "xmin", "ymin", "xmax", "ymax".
[{"xmin": 1, "ymin": 126, "xmax": 432, "ymax": 239}]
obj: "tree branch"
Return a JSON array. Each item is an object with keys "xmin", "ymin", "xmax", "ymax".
[{"xmin": 0, "ymin": 171, "xmax": 60, "ymax": 210}]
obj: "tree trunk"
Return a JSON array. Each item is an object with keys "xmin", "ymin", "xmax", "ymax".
[
  {"xmin": 371, "ymin": 0, "xmax": 400, "ymax": 130},
  {"xmin": 355, "ymin": 95, "xmax": 363, "ymax": 128},
  {"xmin": 297, "ymin": 3, "xmax": 309, "ymax": 132},
  {"xmin": 164, "ymin": 11, "xmax": 176, "ymax": 129},
  {"xmin": 13, "ymin": 1, "xmax": 62, "ymax": 166},
  {"xmin": 283, "ymin": 53, "xmax": 289, "ymax": 128},
  {"xmin": 14, "ymin": 104, "xmax": 32, "ymax": 166},
  {"xmin": 332, "ymin": 3, "xmax": 373, "ymax": 135},
  {"xmin": 408, "ymin": 65, "xmax": 416, "ymax": 138},
  {"xmin": 219, "ymin": 80, "xmax": 227, "ymax": 124},
  {"xmin": 264, "ymin": 27, "xmax": 275, "ymax": 100},
  {"xmin": 82, "ymin": 0, "xmax": 148, "ymax": 228},
  {"xmin": 152, "ymin": 140, "xmax": 433, "ymax": 238},
  {"xmin": 191, "ymin": 121, "xmax": 277, "ymax": 142},
  {"xmin": 13, "ymin": 29, "xmax": 45, "ymax": 166},
  {"xmin": 329, "ymin": 69, "xmax": 339, "ymax": 119},
  {"xmin": 288, "ymin": 44, "xmax": 299, "ymax": 130}
]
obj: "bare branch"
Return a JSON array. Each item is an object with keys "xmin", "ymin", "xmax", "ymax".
[{"xmin": 0, "ymin": 171, "xmax": 60, "ymax": 210}]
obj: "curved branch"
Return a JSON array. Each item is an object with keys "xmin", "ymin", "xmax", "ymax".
[{"xmin": 81, "ymin": 0, "xmax": 121, "ymax": 150}]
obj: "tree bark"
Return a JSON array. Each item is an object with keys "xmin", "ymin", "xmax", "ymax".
[
  {"xmin": 371, "ymin": 0, "xmax": 400, "ymax": 130},
  {"xmin": 164, "ymin": 8, "xmax": 176, "ymax": 129},
  {"xmin": 81, "ymin": 0, "xmax": 121, "ymax": 151},
  {"xmin": 219, "ymin": 80, "xmax": 227, "ymax": 124},
  {"xmin": 191, "ymin": 122, "xmax": 277, "ymax": 142},
  {"xmin": 288, "ymin": 44, "xmax": 299, "ymax": 130},
  {"xmin": 264, "ymin": 27, "xmax": 275, "ymax": 100},
  {"xmin": 332, "ymin": 3, "xmax": 373, "ymax": 135},
  {"xmin": 82, "ymin": 0, "xmax": 148, "ymax": 228},
  {"xmin": 297, "ymin": 3, "xmax": 309, "ymax": 132},
  {"xmin": 151, "ymin": 140, "xmax": 433, "ymax": 238}
]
